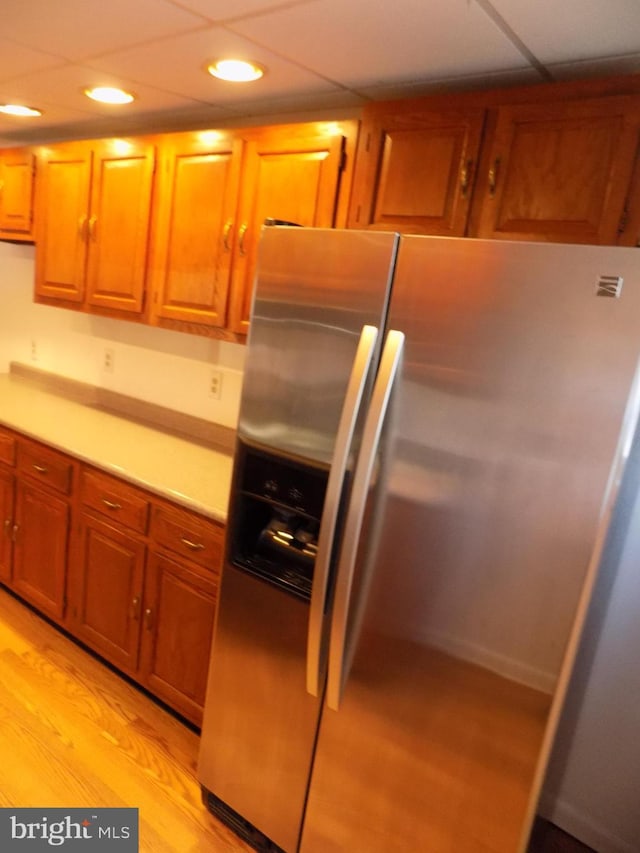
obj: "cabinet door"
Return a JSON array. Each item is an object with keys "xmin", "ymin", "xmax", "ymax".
[
  {"xmin": 228, "ymin": 124, "xmax": 349, "ymax": 335},
  {"xmin": 140, "ymin": 551, "xmax": 217, "ymax": 725},
  {"xmin": 0, "ymin": 469, "xmax": 14, "ymax": 583},
  {"xmin": 12, "ymin": 481, "xmax": 69, "ymax": 620},
  {"xmin": 35, "ymin": 142, "xmax": 92, "ymax": 303},
  {"xmin": 150, "ymin": 132, "xmax": 243, "ymax": 329},
  {"xmin": 0, "ymin": 149, "xmax": 36, "ymax": 240},
  {"xmin": 348, "ymin": 107, "xmax": 486, "ymax": 236},
  {"xmin": 85, "ymin": 139, "xmax": 156, "ymax": 315},
  {"xmin": 475, "ymin": 95, "xmax": 640, "ymax": 244},
  {"xmin": 69, "ymin": 515, "xmax": 146, "ymax": 673}
]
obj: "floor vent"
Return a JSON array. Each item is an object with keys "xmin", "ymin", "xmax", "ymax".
[{"xmin": 202, "ymin": 787, "xmax": 285, "ymax": 852}]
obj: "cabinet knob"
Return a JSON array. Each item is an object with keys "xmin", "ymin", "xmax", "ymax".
[
  {"xmin": 11, "ymin": 523, "xmax": 19, "ymax": 542},
  {"xmin": 488, "ymin": 158, "xmax": 501, "ymax": 197},
  {"xmin": 144, "ymin": 607, "xmax": 154, "ymax": 630},
  {"xmin": 3, "ymin": 518, "xmax": 10, "ymax": 536},
  {"xmin": 130, "ymin": 596, "xmax": 141, "ymax": 620}
]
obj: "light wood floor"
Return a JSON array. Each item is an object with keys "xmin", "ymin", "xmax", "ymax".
[{"xmin": 0, "ymin": 585, "xmax": 251, "ymax": 852}]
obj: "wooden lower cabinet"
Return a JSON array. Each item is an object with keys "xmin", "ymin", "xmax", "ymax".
[
  {"xmin": 70, "ymin": 514, "xmax": 146, "ymax": 674},
  {"xmin": 67, "ymin": 465, "xmax": 222, "ymax": 725},
  {"xmin": 140, "ymin": 551, "xmax": 217, "ymax": 725},
  {"xmin": 0, "ymin": 467, "xmax": 14, "ymax": 583},
  {"xmin": 12, "ymin": 480, "xmax": 69, "ymax": 620}
]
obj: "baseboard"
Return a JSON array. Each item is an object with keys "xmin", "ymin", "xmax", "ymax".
[{"xmin": 540, "ymin": 797, "xmax": 637, "ymax": 853}]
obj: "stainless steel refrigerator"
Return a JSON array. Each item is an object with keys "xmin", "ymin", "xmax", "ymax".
[{"xmin": 197, "ymin": 227, "xmax": 640, "ymax": 853}]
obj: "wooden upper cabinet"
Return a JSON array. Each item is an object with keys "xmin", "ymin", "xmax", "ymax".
[
  {"xmin": 149, "ymin": 131, "xmax": 243, "ymax": 330},
  {"xmin": 35, "ymin": 138, "xmax": 156, "ymax": 315},
  {"xmin": 474, "ymin": 94, "xmax": 640, "ymax": 244},
  {"xmin": 228, "ymin": 121, "xmax": 357, "ymax": 335},
  {"xmin": 85, "ymin": 139, "xmax": 156, "ymax": 314},
  {"xmin": 0, "ymin": 148, "xmax": 36, "ymax": 241},
  {"xmin": 348, "ymin": 106, "xmax": 486, "ymax": 236},
  {"xmin": 35, "ymin": 142, "xmax": 92, "ymax": 303}
]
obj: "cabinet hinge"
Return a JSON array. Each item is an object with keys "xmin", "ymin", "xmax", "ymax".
[{"xmin": 617, "ymin": 205, "xmax": 629, "ymax": 236}]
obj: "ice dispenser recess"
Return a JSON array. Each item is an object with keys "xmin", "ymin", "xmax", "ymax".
[{"xmin": 229, "ymin": 444, "xmax": 328, "ymax": 600}]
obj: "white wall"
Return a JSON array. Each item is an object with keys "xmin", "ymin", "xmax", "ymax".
[{"xmin": 0, "ymin": 241, "xmax": 245, "ymax": 428}]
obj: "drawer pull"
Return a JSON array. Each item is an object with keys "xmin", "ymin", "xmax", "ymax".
[
  {"xmin": 101, "ymin": 498, "xmax": 122, "ymax": 511},
  {"xmin": 180, "ymin": 537, "xmax": 205, "ymax": 552},
  {"xmin": 32, "ymin": 463, "xmax": 48, "ymax": 474}
]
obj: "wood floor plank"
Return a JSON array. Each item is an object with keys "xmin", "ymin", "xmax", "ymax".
[{"xmin": 0, "ymin": 586, "xmax": 251, "ymax": 852}]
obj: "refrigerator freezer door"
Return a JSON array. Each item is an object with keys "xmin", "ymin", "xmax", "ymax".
[
  {"xmin": 198, "ymin": 228, "xmax": 399, "ymax": 852},
  {"xmin": 301, "ymin": 238, "xmax": 640, "ymax": 852}
]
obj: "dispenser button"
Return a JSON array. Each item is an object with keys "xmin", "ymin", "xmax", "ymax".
[{"xmin": 264, "ymin": 479, "xmax": 278, "ymax": 496}]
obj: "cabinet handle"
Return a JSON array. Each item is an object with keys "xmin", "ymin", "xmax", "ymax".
[
  {"xmin": 11, "ymin": 524, "xmax": 18, "ymax": 542},
  {"xmin": 180, "ymin": 537, "xmax": 205, "ymax": 552},
  {"xmin": 144, "ymin": 607, "xmax": 153, "ymax": 630},
  {"xmin": 78, "ymin": 215, "xmax": 88, "ymax": 240},
  {"xmin": 130, "ymin": 596, "xmax": 141, "ymax": 620},
  {"xmin": 238, "ymin": 223, "xmax": 248, "ymax": 256},
  {"xmin": 101, "ymin": 498, "xmax": 122, "ymax": 511},
  {"xmin": 488, "ymin": 158, "xmax": 500, "ymax": 197},
  {"xmin": 223, "ymin": 219, "xmax": 233, "ymax": 251},
  {"xmin": 460, "ymin": 159, "xmax": 473, "ymax": 197},
  {"xmin": 32, "ymin": 463, "xmax": 48, "ymax": 475},
  {"xmin": 88, "ymin": 216, "xmax": 97, "ymax": 241},
  {"xmin": 3, "ymin": 519, "xmax": 10, "ymax": 536}
]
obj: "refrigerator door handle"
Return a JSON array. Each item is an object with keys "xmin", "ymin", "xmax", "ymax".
[
  {"xmin": 326, "ymin": 329, "xmax": 405, "ymax": 712},
  {"xmin": 306, "ymin": 324, "xmax": 380, "ymax": 696}
]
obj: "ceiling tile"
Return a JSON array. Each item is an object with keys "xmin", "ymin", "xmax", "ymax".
[
  {"xmin": 0, "ymin": 39, "xmax": 65, "ymax": 83},
  {"xmin": 228, "ymin": 0, "xmax": 531, "ymax": 88},
  {"xmin": 0, "ymin": 0, "xmax": 208, "ymax": 62},
  {"xmin": 88, "ymin": 26, "xmax": 341, "ymax": 105},
  {"xmin": 170, "ymin": 0, "xmax": 315, "ymax": 23},
  {"xmin": 489, "ymin": 0, "xmax": 640, "ymax": 64},
  {"xmin": 0, "ymin": 64, "xmax": 203, "ymax": 117}
]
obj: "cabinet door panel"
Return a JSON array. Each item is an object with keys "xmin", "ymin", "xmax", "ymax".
[
  {"xmin": 152, "ymin": 135, "xmax": 242, "ymax": 328},
  {"xmin": 476, "ymin": 95, "xmax": 640, "ymax": 244},
  {"xmin": 141, "ymin": 551, "xmax": 217, "ymax": 724},
  {"xmin": 0, "ymin": 469, "xmax": 14, "ymax": 583},
  {"xmin": 13, "ymin": 482, "xmax": 68, "ymax": 619},
  {"xmin": 229, "ymin": 130, "xmax": 345, "ymax": 335},
  {"xmin": 35, "ymin": 145, "xmax": 92, "ymax": 303},
  {"xmin": 349, "ymin": 109, "xmax": 485, "ymax": 236},
  {"xmin": 71, "ymin": 516, "xmax": 145, "ymax": 673},
  {"xmin": 0, "ymin": 150, "xmax": 36, "ymax": 239},
  {"xmin": 85, "ymin": 142, "xmax": 155, "ymax": 314}
]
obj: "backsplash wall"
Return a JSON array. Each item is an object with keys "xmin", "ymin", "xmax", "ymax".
[{"xmin": 0, "ymin": 241, "xmax": 245, "ymax": 429}]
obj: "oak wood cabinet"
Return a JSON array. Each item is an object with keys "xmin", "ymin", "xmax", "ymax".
[
  {"xmin": 0, "ymin": 148, "xmax": 36, "ymax": 242},
  {"xmin": 228, "ymin": 121, "xmax": 357, "ymax": 335},
  {"xmin": 148, "ymin": 130, "xmax": 243, "ymax": 332},
  {"xmin": 68, "ymin": 465, "xmax": 222, "ymax": 725},
  {"xmin": 11, "ymin": 439, "xmax": 75, "ymax": 621},
  {"xmin": 347, "ymin": 106, "xmax": 486, "ymax": 235},
  {"xmin": 474, "ymin": 94, "xmax": 640, "ymax": 244},
  {"xmin": 0, "ymin": 428, "xmax": 16, "ymax": 584},
  {"xmin": 35, "ymin": 138, "xmax": 156, "ymax": 316}
]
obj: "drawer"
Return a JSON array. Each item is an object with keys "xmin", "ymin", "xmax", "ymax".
[
  {"xmin": 150, "ymin": 504, "xmax": 224, "ymax": 572},
  {"xmin": 0, "ymin": 429, "xmax": 16, "ymax": 467},
  {"xmin": 17, "ymin": 440, "xmax": 74, "ymax": 494},
  {"xmin": 81, "ymin": 468, "xmax": 150, "ymax": 534}
]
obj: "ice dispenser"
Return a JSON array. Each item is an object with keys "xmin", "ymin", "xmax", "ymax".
[{"xmin": 228, "ymin": 443, "xmax": 328, "ymax": 600}]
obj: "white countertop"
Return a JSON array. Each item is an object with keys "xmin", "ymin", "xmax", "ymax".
[{"xmin": 0, "ymin": 373, "xmax": 233, "ymax": 522}]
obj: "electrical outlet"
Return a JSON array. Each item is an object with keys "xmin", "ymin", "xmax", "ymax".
[
  {"xmin": 30, "ymin": 340, "xmax": 38, "ymax": 362},
  {"xmin": 209, "ymin": 370, "xmax": 223, "ymax": 400},
  {"xmin": 103, "ymin": 348, "xmax": 115, "ymax": 373}
]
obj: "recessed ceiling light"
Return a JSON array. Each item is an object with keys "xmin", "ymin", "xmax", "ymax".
[
  {"xmin": 0, "ymin": 104, "xmax": 42, "ymax": 117},
  {"xmin": 84, "ymin": 86, "xmax": 135, "ymax": 105},
  {"xmin": 207, "ymin": 59, "xmax": 265, "ymax": 83}
]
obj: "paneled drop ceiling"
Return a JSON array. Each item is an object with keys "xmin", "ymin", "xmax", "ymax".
[{"xmin": 1, "ymin": 0, "xmax": 640, "ymax": 144}]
